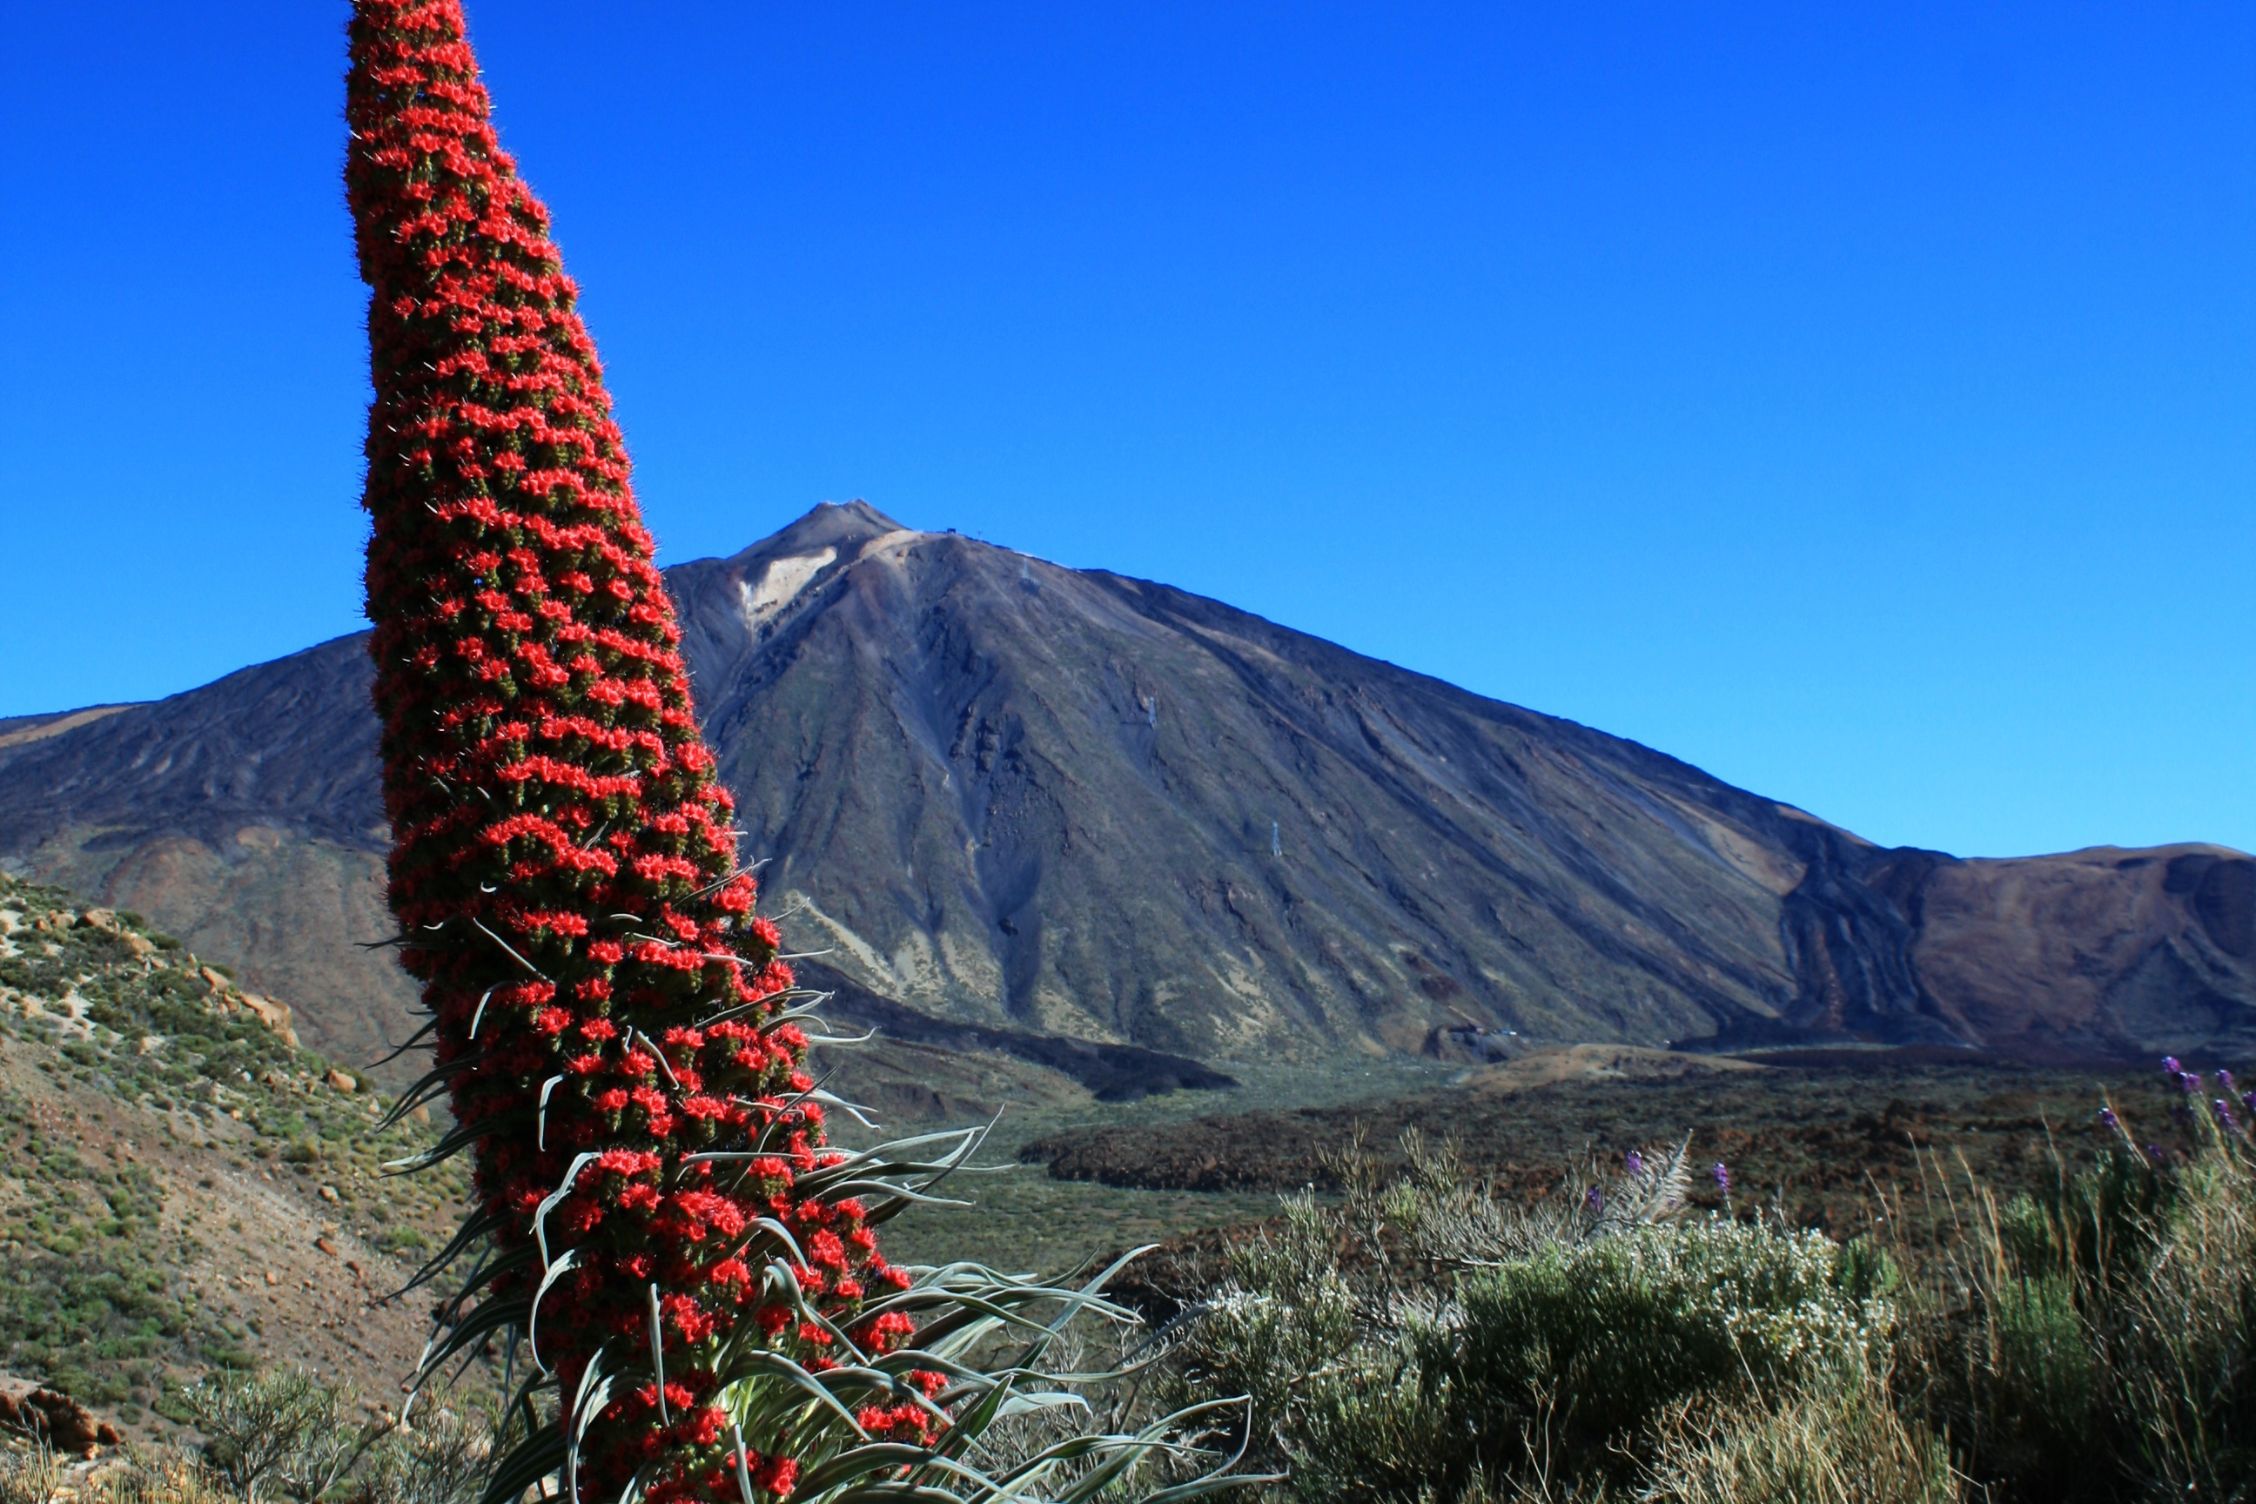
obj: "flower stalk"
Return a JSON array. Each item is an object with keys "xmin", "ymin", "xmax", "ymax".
[
  {"xmin": 346, "ymin": 3, "xmax": 926, "ymax": 1497},
  {"xmin": 346, "ymin": 9, "xmax": 1250, "ymax": 1502}
]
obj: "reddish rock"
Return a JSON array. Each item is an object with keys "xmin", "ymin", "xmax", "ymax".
[
  {"xmin": 234, "ymin": 991, "xmax": 301, "ymax": 1048},
  {"xmin": 0, "ymin": 1386, "xmax": 109, "ymax": 1456}
]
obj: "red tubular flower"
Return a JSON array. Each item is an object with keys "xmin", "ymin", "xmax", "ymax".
[{"xmin": 344, "ymin": 4, "xmax": 901, "ymax": 1497}]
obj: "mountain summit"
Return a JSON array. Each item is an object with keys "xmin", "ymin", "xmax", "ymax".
[
  {"xmin": 737, "ymin": 499, "xmax": 914, "ymax": 557},
  {"xmin": 2, "ymin": 507, "xmax": 2250, "ymax": 1074}
]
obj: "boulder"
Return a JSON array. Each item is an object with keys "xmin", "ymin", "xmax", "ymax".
[
  {"xmin": 236, "ymin": 992, "xmax": 301, "ymax": 1048},
  {"xmin": 0, "ymin": 1386, "xmax": 117, "ymax": 1456}
]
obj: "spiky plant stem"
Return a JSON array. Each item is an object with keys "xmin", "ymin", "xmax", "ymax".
[{"xmin": 346, "ymin": 5, "xmax": 927, "ymax": 1499}]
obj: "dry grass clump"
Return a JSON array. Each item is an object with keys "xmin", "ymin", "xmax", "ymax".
[
  {"xmin": 0, "ymin": 1435, "xmax": 67, "ymax": 1504},
  {"xmin": 1901, "ymin": 1081, "xmax": 2256, "ymax": 1501},
  {"xmin": 1638, "ymin": 1381, "xmax": 1957, "ymax": 1504}
]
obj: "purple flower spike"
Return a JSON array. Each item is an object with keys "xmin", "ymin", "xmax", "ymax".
[
  {"xmin": 2164, "ymin": 1056, "xmax": 2183, "ymax": 1075},
  {"xmin": 1712, "ymin": 1161, "xmax": 1731, "ymax": 1192},
  {"xmin": 2147, "ymin": 1144, "xmax": 2167, "ymax": 1163},
  {"xmin": 2220, "ymin": 1069, "xmax": 2237, "ymax": 1091},
  {"xmin": 2098, "ymin": 1106, "xmax": 2120, "ymax": 1129},
  {"xmin": 1584, "ymin": 1186, "xmax": 1605, "ymax": 1213},
  {"xmin": 1624, "ymin": 1150, "xmax": 1644, "ymax": 1177},
  {"xmin": 2218, "ymin": 1098, "xmax": 2239, "ymax": 1131},
  {"xmin": 2241, "ymin": 1090, "xmax": 2255, "ymax": 1119},
  {"xmin": 2182, "ymin": 1072, "xmax": 2202, "ymax": 1094}
]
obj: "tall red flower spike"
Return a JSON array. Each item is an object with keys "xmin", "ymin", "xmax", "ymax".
[{"xmin": 345, "ymin": 5, "xmax": 930, "ymax": 1499}]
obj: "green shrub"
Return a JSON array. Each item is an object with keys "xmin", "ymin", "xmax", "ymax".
[
  {"xmin": 1149, "ymin": 1121, "xmax": 2255, "ymax": 1502},
  {"xmin": 1159, "ymin": 1135, "xmax": 1908, "ymax": 1502},
  {"xmin": 373, "ymin": 1225, "xmax": 429, "ymax": 1256},
  {"xmin": 2108, "ymin": 1147, "xmax": 2256, "ymax": 1496},
  {"xmin": 1973, "ymin": 1271, "xmax": 2100, "ymax": 1489},
  {"xmin": 363, "ymin": 1398, "xmax": 496, "ymax": 1504},
  {"xmin": 1422, "ymin": 1219, "xmax": 1891, "ymax": 1486},
  {"xmin": 182, "ymin": 1367, "xmax": 386, "ymax": 1504},
  {"xmin": 1912, "ymin": 1099, "xmax": 2256, "ymax": 1502}
]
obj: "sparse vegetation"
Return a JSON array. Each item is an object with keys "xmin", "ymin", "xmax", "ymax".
[
  {"xmin": 13, "ymin": 864, "xmax": 2256, "ymax": 1501},
  {"xmin": 181, "ymin": 1368, "xmax": 384, "ymax": 1504},
  {"xmin": 86, "ymin": 1113, "xmax": 2235, "ymax": 1504},
  {"xmin": 0, "ymin": 874, "xmax": 466, "ymax": 1418},
  {"xmin": 0, "ymin": 1371, "xmax": 494, "ymax": 1504},
  {"xmin": 1114, "ymin": 1064, "xmax": 2256, "ymax": 1502}
]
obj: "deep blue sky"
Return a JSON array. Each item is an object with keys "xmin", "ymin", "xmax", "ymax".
[{"xmin": 1, "ymin": 3, "xmax": 2249, "ymax": 858}]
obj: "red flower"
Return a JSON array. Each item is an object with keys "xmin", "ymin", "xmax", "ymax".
[
  {"xmin": 754, "ymin": 1455, "xmax": 798, "ymax": 1497},
  {"xmin": 347, "ymin": 4, "xmax": 913, "ymax": 1498}
]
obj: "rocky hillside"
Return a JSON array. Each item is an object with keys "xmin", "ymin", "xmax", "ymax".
[
  {"xmin": 0, "ymin": 874, "xmax": 463, "ymax": 1432},
  {"xmin": 1, "ymin": 503, "xmax": 2249, "ymax": 1076}
]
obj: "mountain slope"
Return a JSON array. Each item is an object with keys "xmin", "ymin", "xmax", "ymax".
[
  {"xmin": 2, "ymin": 502, "xmax": 2249, "ymax": 1073},
  {"xmin": 0, "ymin": 874, "xmax": 460, "ymax": 1427}
]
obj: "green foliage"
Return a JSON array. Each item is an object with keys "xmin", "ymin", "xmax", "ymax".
[
  {"xmin": 182, "ymin": 1368, "xmax": 384, "ymax": 1504},
  {"xmin": 1150, "ymin": 1106, "xmax": 2256, "ymax": 1503},
  {"xmin": 0, "ymin": 876, "xmax": 466, "ymax": 1412},
  {"xmin": 1991, "ymin": 1145, "xmax": 2176, "ymax": 1287},
  {"xmin": 1912, "ymin": 1108, "xmax": 2256, "ymax": 1502},
  {"xmin": 1423, "ymin": 1218, "xmax": 1892, "ymax": 1486},
  {"xmin": 1152, "ymin": 1135, "xmax": 1918, "ymax": 1503},
  {"xmin": 1974, "ymin": 1271, "xmax": 2099, "ymax": 1488}
]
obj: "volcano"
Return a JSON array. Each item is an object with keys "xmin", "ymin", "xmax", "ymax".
[{"xmin": 2, "ymin": 501, "xmax": 2249, "ymax": 1079}]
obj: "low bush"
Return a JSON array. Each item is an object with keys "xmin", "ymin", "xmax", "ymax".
[
  {"xmin": 1154, "ymin": 1067, "xmax": 2256, "ymax": 1503},
  {"xmin": 1423, "ymin": 1216, "xmax": 1893, "ymax": 1485},
  {"xmin": 0, "ymin": 1372, "xmax": 495, "ymax": 1504},
  {"xmin": 1152, "ymin": 1135, "xmax": 1933, "ymax": 1502},
  {"xmin": 180, "ymin": 1368, "xmax": 384, "ymax": 1504}
]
